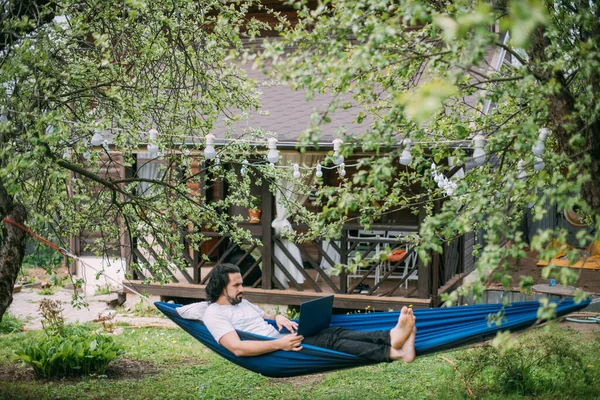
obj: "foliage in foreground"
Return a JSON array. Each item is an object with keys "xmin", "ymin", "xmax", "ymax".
[
  {"xmin": 15, "ymin": 299, "xmax": 123, "ymax": 378},
  {"xmin": 0, "ymin": 313, "xmax": 24, "ymax": 334},
  {"xmin": 456, "ymin": 325, "xmax": 599, "ymax": 398},
  {"xmin": 0, "ymin": 323, "xmax": 598, "ymax": 399}
]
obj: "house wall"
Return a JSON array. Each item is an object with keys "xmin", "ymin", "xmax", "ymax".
[{"xmin": 73, "ymin": 256, "xmax": 127, "ymax": 296}]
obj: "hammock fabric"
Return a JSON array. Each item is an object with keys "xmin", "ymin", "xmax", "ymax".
[{"xmin": 155, "ymin": 298, "xmax": 589, "ymax": 378}]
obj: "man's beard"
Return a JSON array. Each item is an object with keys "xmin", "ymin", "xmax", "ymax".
[{"xmin": 226, "ymin": 293, "xmax": 242, "ymax": 305}]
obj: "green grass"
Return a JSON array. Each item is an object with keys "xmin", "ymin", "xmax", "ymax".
[
  {"xmin": 0, "ymin": 313, "xmax": 24, "ymax": 334},
  {"xmin": 0, "ymin": 324, "xmax": 598, "ymax": 400}
]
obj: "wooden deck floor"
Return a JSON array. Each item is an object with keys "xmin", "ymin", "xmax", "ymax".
[{"xmin": 126, "ymin": 269, "xmax": 431, "ymax": 310}]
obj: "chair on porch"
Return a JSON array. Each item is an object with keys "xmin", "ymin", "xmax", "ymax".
[
  {"xmin": 346, "ymin": 230, "xmax": 386, "ymax": 290},
  {"xmin": 382, "ymin": 231, "xmax": 418, "ymax": 289}
]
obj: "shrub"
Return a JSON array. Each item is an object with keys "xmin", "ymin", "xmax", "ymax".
[
  {"xmin": 455, "ymin": 326, "xmax": 598, "ymax": 397},
  {"xmin": 15, "ymin": 299, "xmax": 123, "ymax": 378},
  {"xmin": 17, "ymin": 330, "xmax": 124, "ymax": 378},
  {"xmin": 0, "ymin": 313, "xmax": 24, "ymax": 334}
]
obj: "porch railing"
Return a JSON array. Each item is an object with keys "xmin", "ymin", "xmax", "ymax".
[{"xmin": 131, "ymin": 225, "xmax": 465, "ymax": 301}]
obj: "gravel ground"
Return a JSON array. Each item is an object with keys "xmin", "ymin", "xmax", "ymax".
[{"xmin": 7, "ymin": 286, "xmax": 175, "ymax": 330}]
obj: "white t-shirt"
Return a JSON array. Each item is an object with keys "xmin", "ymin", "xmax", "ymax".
[{"xmin": 203, "ymin": 299, "xmax": 284, "ymax": 343}]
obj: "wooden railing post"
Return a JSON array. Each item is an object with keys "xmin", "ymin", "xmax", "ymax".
[
  {"xmin": 417, "ymin": 207, "xmax": 430, "ymax": 298},
  {"xmin": 261, "ymin": 182, "xmax": 273, "ymax": 289},
  {"xmin": 340, "ymin": 229, "xmax": 348, "ymax": 293}
]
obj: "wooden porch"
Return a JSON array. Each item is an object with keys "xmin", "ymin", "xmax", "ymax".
[{"xmin": 128, "ymin": 222, "xmax": 468, "ymax": 311}]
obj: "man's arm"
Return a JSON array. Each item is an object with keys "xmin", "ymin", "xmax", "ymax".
[
  {"xmin": 263, "ymin": 313, "xmax": 299, "ymax": 333},
  {"xmin": 219, "ymin": 331, "xmax": 304, "ymax": 357}
]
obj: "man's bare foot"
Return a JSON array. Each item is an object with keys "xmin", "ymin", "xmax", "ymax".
[
  {"xmin": 390, "ymin": 306, "xmax": 415, "ymax": 349},
  {"xmin": 400, "ymin": 326, "xmax": 416, "ymax": 363}
]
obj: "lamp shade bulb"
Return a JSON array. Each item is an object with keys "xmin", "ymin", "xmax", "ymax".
[
  {"xmin": 293, "ymin": 164, "xmax": 301, "ymax": 179},
  {"xmin": 399, "ymin": 148, "xmax": 412, "ymax": 166},
  {"xmin": 532, "ymin": 141, "xmax": 545, "ymax": 157},
  {"xmin": 204, "ymin": 145, "xmax": 216, "ymax": 159},
  {"xmin": 267, "ymin": 149, "xmax": 279, "ymax": 164},
  {"xmin": 91, "ymin": 130, "xmax": 104, "ymax": 146},
  {"xmin": 315, "ymin": 163, "xmax": 323, "ymax": 178},
  {"xmin": 472, "ymin": 148, "xmax": 486, "ymax": 166},
  {"xmin": 534, "ymin": 157, "xmax": 545, "ymax": 171}
]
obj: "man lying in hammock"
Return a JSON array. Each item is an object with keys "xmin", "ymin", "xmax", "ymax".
[{"xmin": 203, "ymin": 263, "xmax": 416, "ymax": 363}]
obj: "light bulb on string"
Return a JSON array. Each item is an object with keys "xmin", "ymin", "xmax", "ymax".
[
  {"xmin": 315, "ymin": 163, "xmax": 323, "ymax": 178},
  {"xmin": 204, "ymin": 133, "xmax": 216, "ymax": 160},
  {"xmin": 399, "ymin": 138, "xmax": 412, "ymax": 166},
  {"xmin": 147, "ymin": 128, "xmax": 159, "ymax": 153},
  {"xmin": 472, "ymin": 134, "xmax": 486, "ymax": 166},
  {"xmin": 338, "ymin": 162, "xmax": 346, "ymax": 177},
  {"xmin": 532, "ymin": 128, "xmax": 550, "ymax": 157},
  {"xmin": 534, "ymin": 156, "xmax": 545, "ymax": 171},
  {"xmin": 241, "ymin": 159, "xmax": 249, "ymax": 175},
  {"xmin": 267, "ymin": 137, "xmax": 279, "ymax": 164},
  {"xmin": 293, "ymin": 163, "xmax": 301, "ymax": 179},
  {"xmin": 332, "ymin": 138, "xmax": 344, "ymax": 166},
  {"xmin": 517, "ymin": 159, "xmax": 526, "ymax": 180},
  {"xmin": 91, "ymin": 129, "xmax": 104, "ymax": 146}
]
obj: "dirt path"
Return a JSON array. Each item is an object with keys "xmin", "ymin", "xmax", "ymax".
[{"xmin": 8, "ymin": 287, "xmax": 175, "ymax": 330}]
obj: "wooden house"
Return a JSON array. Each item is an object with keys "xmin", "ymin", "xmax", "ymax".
[{"xmin": 68, "ymin": 2, "xmax": 520, "ymax": 311}]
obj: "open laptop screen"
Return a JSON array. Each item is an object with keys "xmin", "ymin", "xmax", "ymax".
[{"xmin": 296, "ymin": 295, "xmax": 334, "ymax": 337}]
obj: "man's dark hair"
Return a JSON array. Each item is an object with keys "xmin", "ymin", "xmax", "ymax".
[{"xmin": 205, "ymin": 263, "xmax": 241, "ymax": 303}]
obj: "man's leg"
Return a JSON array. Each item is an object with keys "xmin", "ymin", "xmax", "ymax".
[
  {"xmin": 389, "ymin": 326, "xmax": 416, "ymax": 362},
  {"xmin": 302, "ymin": 307, "xmax": 416, "ymax": 363},
  {"xmin": 303, "ymin": 328, "xmax": 392, "ymax": 362}
]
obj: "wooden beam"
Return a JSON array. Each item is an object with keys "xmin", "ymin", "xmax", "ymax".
[
  {"xmin": 437, "ymin": 273, "xmax": 466, "ymax": 298},
  {"xmin": 129, "ymin": 281, "xmax": 431, "ymax": 310}
]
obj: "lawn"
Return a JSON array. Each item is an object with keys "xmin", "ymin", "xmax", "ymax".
[{"xmin": 0, "ymin": 321, "xmax": 599, "ymax": 399}]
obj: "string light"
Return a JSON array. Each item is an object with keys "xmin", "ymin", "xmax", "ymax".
[
  {"xmin": 332, "ymin": 138, "xmax": 344, "ymax": 166},
  {"xmin": 399, "ymin": 138, "xmax": 412, "ymax": 166},
  {"xmin": 534, "ymin": 157, "xmax": 545, "ymax": 171},
  {"xmin": 267, "ymin": 137, "xmax": 279, "ymax": 164},
  {"xmin": 91, "ymin": 130, "xmax": 105, "ymax": 146},
  {"xmin": 430, "ymin": 162, "xmax": 457, "ymax": 197},
  {"xmin": 292, "ymin": 163, "xmax": 301, "ymax": 178},
  {"xmin": 532, "ymin": 128, "xmax": 550, "ymax": 157},
  {"xmin": 338, "ymin": 162, "xmax": 346, "ymax": 177},
  {"xmin": 147, "ymin": 129, "xmax": 159, "ymax": 153},
  {"xmin": 472, "ymin": 135, "xmax": 486, "ymax": 166},
  {"xmin": 204, "ymin": 133, "xmax": 216, "ymax": 160},
  {"xmin": 517, "ymin": 159, "xmax": 526, "ymax": 180},
  {"xmin": 315, "ymin": 162, "xmax": 323, "ymax": 178}
]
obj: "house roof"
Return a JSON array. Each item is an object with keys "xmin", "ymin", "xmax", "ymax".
[{"xmin": 210, "ymin": 64, "xmax": 366, "ymax": 149}]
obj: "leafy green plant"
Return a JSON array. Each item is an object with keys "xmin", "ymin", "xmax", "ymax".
[
  {"xmin": 94, "ymin": 285, "xmax": 113, "ymax": 296},
  {"xmin": 48, "ymin": 273, "xmax": 67, "ymax": 288},
  {"xmin": 15, "ymin": 300, "xmax": 123, "ymax": 377},
  {"xmin": 17, "ymin": 330, "xmax": 124, "ymax": 378},
  {"xmin": 0, "ymin": 313, "xmax": 24, "ymax": 334},
  {"xmin": 455, "ymin": 326, "xmax": 597, "ymax": 397},
  {"xmin": 38, "ymin": 286, "xmax": 58, "ymax": 296},
  {"xmin": 22, "ymin": 242, "xmax": 63, "ymax": 268}
]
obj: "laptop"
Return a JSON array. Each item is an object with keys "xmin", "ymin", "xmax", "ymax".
[{"xmin": 296, "ymin": 295, "xmax": 335, "ymax": 337}]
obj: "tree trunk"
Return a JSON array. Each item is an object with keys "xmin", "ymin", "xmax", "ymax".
[{"xmin": 0, "ymin": 178, "xmax": 27, "ymax": 320}]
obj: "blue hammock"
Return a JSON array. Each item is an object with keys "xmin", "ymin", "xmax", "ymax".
[{"xmin": 155, "ymin": 298, "xmax": 589, "ymax": 378}]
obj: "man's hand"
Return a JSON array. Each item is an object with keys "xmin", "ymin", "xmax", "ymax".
[
  {"xmin": 276, "ymin": 333, "xmax": 304, "ymax": 351},
  {"xmin": 275, "ymin": 314, "xmax": 299, "ymax": 333}
]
